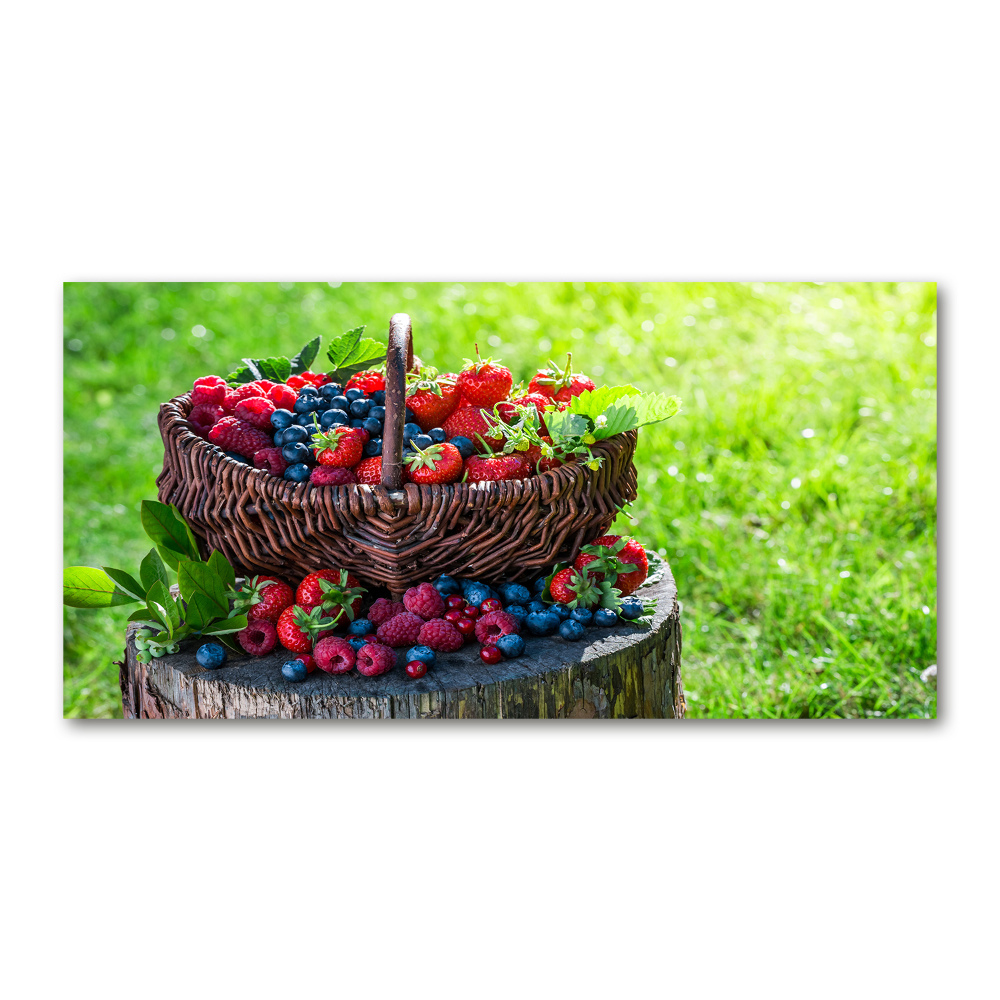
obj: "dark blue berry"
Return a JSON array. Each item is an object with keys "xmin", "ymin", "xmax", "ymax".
[
  {"xmin": 272, "ymin": 428, "xmax": 288, "ymax": 446},
  {"xmin": 225, "ymin": 451, "xmax": 252, "ymax": 465},
  {"xmin": 402, "ymin": 422, "xmax": 422, "ymax": 443},
  {"xmin": 371, "ymin": 390, "xmax": 386, "ymax": 406},
  {"xmin": 405, "ymin": 645, "xmax": 437, "ymax": 666},
  {"xmin": 362, "ymin": 416, "xmax": 382, "ymax": 435},
  {"xmin": 345, "ymin": 387, "xmax": 365, "ymax": 402},
  {"xmin": 319, "ymin": 383, "xmax": 343, "ymax": 399},
  {"xmin": 504, "ymin": 604, "xmax": 528, "ymax": 622},
  {"xmin": 282, "ymin": 425, "xmax": 309, "ymax": 443},
  {"xmin": 347, "ymin": 636, "xmax": 366, "ymax": 652},
  {"xmin": 282, "ymin": 442, "xmax": 311, "ymax": 465},
  {"xmin": 593, "ymin": 608, "xmax": 619, "ymax": 627},
  {"xmin": 499, "ymin": 583, "xmax": 531, "ymax": 605},
  {"xmin": 434, "ymin": 574, "xmax": 461, "ymax": 596},
  {"xmin": 329, "ymin": 395, "xmax": 350, "ymax": 412},
  {"xmin": 312, "ymin": 397, "xmax": 331, "ymax": 412},
  {"xmin": 364, "ymin": 438, "xmax": 382, "ymax": 457},
  {"xmin": 549, "ymin": 603, "xmax": 572, "ymax": 620},
  {"xmin": 533, "ymin": 576, "xmax": 548, "ymax": 593},
  {"xmin": 298, "ymin": 384, "xmax": 319, "ymax": 396},
  {"xmin": 449, "ymin": 436, "xmax": 475, "ymax": 459},
  {"xmin": 350, "ymin": 418, "xmax": 365, "ymax": 428},
  {"xmin": 570, "ymin": 607, "xmax": 594, "ymax": 625},
  {"xmin": 428, "ymin": 427, "xmax": 447, "ymax": 443},
  {"xmin": 281, "ymin": 659, "xmax": 308, "ymax": 681},
  {"xmin": 320, "ymin": 408, "xmax": 349, "ymax": 428},
  {"xmin": 349, "ymin": 618, "xmax": 376, "ymax": 636},
  {"xmin": 618, "ymin": 598, "xmax": 645, "ymax": 620},
  {"xmin": 413, "ymin": 433, "xmax": 433, "ymax": 449},
  {"xmin": 283, "ymin": 463, "xmax": 311, "ymax": 482},
  {"xmin": 294, "ymin": 395, "xmax": 318, "ymax": 413},
  {"xmin": 559, "ymin": 620, "xmax": 585, "ymax": 641},
  {"xmin": 368, "ymin": 405, "xmax": 386, "ymax": 421},
  {"xmin": 525, "ymin": 611, "xmax": 560, "ymax": 636},
  {"xmin": 496, "ymin": 634, "xmax": 526, "ymax": 658},
  {"xmin": 295, "ymin": 411, "xmax": 318, "ymax": 426},
  {"xmin": 526, "ymin": 599, "xmax": 548, "ymax": 614},
  {"xmin": 196, "ymin": 642, "xmax": 227, "ymax": 669},
  {"xmin": 465, "ymin": 584, "xmax": 491, "ymax": 607},
  {"xmin": 349, "ymin": 398, "xmax": 372, "ymax": 417},
  {"xmin": 271, "ymin": 408, "xmax": 294, "ymax": 430},
  {"xmin": 405, "ymin": 407, "xmax": 415, "ymax": 422}
]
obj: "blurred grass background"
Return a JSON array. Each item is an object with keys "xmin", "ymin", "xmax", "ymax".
[{"xmin": 63, "ymin": 281, "xmax": 937, "ymax": 719}]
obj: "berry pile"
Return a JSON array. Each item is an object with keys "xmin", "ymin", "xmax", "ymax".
[{"xmin": 205, "ymin": 536, "xmax": 653, "ymax": 684}]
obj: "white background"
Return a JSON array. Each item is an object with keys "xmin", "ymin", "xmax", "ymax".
[{"xmin": 2, "ymin": 2, "xmax": 994, "ymax": 998}]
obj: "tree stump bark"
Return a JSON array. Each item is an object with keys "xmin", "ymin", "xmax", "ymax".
[{"xmin": 118, "ymin": 566, "xmax": 684, "ymax": 719}]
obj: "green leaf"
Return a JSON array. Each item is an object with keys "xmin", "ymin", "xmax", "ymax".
[
  {"xmin": 326, "ymin": 326, "xmax": 387, "ymax": 382},
  {"xmin": 207, "ymin": 549, "xmax": 236, "ymax": 591},
  {"xmin": 139, "ymin": 548, "xmax": 169, "ymax": 593},
  {"xmin": 145, "ymin": 580, "xmax": 180, "ymax": 634},
  {"xmin": 102, "ymin": 566, "xmax": 145, "ymax": 602},
  {"xmin": 592, "ymin": 401, "xmax": 639, "ymax": 439},
  {"xmin": 568, "ymin": 385, "xmax": 641, "ymax": 421},
  {"xmin": 255, "ymin": 356, "xmax": 292, "ymax": 383},
  {"xmin": 63, "ymin": 567, "xmax": 138, "ymax": 608},
  {"xmin": 183, "ymin": 592, "xmax": 216, "ymax": 631},
  {"xmin": 141, "ymin": 500, "xmax": 200, "ymax": 563},
  {"xmin": 127, "ymin": 610, "xmax": 161, "ymax": 626},
  {"xmin": 629, "ymin": 392, "xmax": 682, "ymax": 427},
  {"xmin": 177, "ymin": 558, "xmax": 229, "ymax": 619},
  {"xmin": 543, "ymin": 410, "xmax": 590, "ymax": 441},
  {"xmin": 225, "ymin": 364, "xmax": 255, "ymax": 385},
  {"xmin": 290, "ymin": 336, "xmax": 321, "ymax": 374},
  {"xmin": 200, "ymin": 614, "xmax": 248, "ymax": 636}
]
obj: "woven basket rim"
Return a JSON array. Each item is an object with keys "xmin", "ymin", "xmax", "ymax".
[{"xmin": 163, "ymin": 392, "xmax": 636, "ymax": 509}]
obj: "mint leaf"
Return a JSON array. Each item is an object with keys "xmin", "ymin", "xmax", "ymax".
[
  {"xmin": 290, "ymin": 337, "xmax": 321, "ymax": 375},
  {"xmin": 63, "ymin": 567, "xmax": 138, "ymax": 608},
  {"xmin": 326, "ymin": 325, "xmax": 387, "ymax": 382},
  {"xmin": 226, "ymin": 364, "xmax": 256, "ymax": 385}
]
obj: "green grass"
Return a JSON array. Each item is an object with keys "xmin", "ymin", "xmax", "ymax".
[{"xmin": 63, "ymin": 281, "xmax": 937, "ymax": 718}]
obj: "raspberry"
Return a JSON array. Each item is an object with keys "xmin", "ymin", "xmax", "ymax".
[
  {"xmin": 474, "ymin": 611, "xmax": 521, "ymax": 645},
  {"xmin": 253, "ymin": 447, "xmax": 288, "ymax": 477},
  {"xmin": 356, "ymin": 642, "xmax": 395, "ymax": 677},
  {"xmin": 222, "ymin": 383, "xmax": 266, "ymax": 414},
  {"xmin": 267, "ymin": 384, "xmax": 298, "ymax": 411},
  {"xmin": 417, "ymin": 618, "xmax": 464, "ymax": 652},
  {"xmin": 208, "ymin": 416, "xmax": 273, "ymax": 458},
  {"xmin": 238, "ymin": 618, "xmax": 277, "ymax": 655},
  {"xmin": 191, "ymin": 376, "xmax": 227, "ymax": 406},
  {"xmin": 367, "ymin": 598, "xmax": 406, "ymax": 624},
  {"xmin": 376, "ymin": 612, "xmax": 425, "ymax": 647},
  {"xmin": 313, "ymin": 636, "xmax": 356, "ymax": 675},
  {"xmin": 354, "ymin": 456, "xmax": 382, "ymax": 485},
  {"xmin": 189, "ymin": 403, "xmax": 224, "ymax": 437},
  {"xmin": 403, "ymin": 582, "xmax": 446, "ymax": 621},
  {"xmin": 310, "ymin": 466, "xmax": 357, "ymax": 486},
  {"xmin": 235, "ymin": 395, "xmax": 276, "ymax": 430},
  {"xmin": 252, "ymin": 379, "xmax": 276, "ymax": 394}
]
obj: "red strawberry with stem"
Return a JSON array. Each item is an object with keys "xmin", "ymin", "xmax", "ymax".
[
  {"xmin": 354, "ymin": 456, "xmax": 383, "ymax": 485},
  {"xmin": 463, "ymin": 452, "xmax": 530, "ymax": 483},
  {"xmin": 404, "ymin": 442, "xmax": 464, "ymax": 485},
  {"xmin": 312, "ymin": 426, "xmax": 364, "ymax": 468},
  {"xmin": 296, "ymin": 568, "xmax": 366, "ymax": 622},
  {"xmin": 528, "ymin": 353, "xmax": 596, "ymax": 401},
  {"xmin": 548, "ymin": 566, "xmax": 614, "ymax": 609},
  {"xmin": 574, "ymin": 536, "xmax": 648, "ymax": 596},
  {"xmin": 231, "ymin": 574, "xmax": 294, "ymax": 623},
  {"xmin": 276, "ymin": 604, "xmax": 339, "ymax": 653},
  {"xmin": 442, "ymin": 406, "xmax": 504, "ymax": 452},
  {"xmin": 405, "ymin": 368, "xmax": 461, "ymax": 431},
  {"xmin": 456, "ymin": 345, "xmax": 513, "ymax": 408}
]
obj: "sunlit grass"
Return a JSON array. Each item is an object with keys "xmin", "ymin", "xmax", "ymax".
[{"xmin": 63, "ymin": 280, "xmax": 937, "ymax": 718}]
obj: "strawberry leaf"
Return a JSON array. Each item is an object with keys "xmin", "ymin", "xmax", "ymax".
[
  {"xmin": 326, "ymin": 326, "xmax": 387, "ymax": 382},
  {"xmin": 289, "ymin": 336, "xmax": 321, "ymax": 375},
  {"xmin": 568, "ymin": 385, "xmax": 641, "ymax": 420}
]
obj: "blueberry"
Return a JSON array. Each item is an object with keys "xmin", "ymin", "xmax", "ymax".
[
  {"xmin": 368, "ymin": 405, "xmax": 386, "ymax": 421},
  {"xmin": 500, "ymin": 583, "xmax": 531, "ymax": 605},
  {"xmin": 364, "ymin": 438, "xmax": 382, "ymax": 457},
  {"xmin": 465, "ymin": 584, "xmax": 491, "ymax": 607},
  {"xmin": 196, "ymin": 642, "xmax": 227, "ymax": 669},
  {"xmin": 449, "ymin": 435, "xmax": 475, "ymax": 459},
  {"xmin": 312, "ymin": 397, "xmax": 331, "ymax": 412},
  {"xmin": 294, "ymin": 395, "xmax": 318, "ymax": 414},
  {"xmin": 504, "ymin": 604, "xmax": 528, "ymax": 622},
  {"xmin": 525, "ymin": 611, "xmax": 560, "ymax": 636},
  {"xmin": 272, "ymin": 428, "xmax": 288, "ymax": 446},
  {"xmin": 559, "ymin": 619, "xmax": 586, "ymax": 641},
  {"xmin": 298, "ymin": 384, "xmax": 319, "ymax": 397},
  {"xmin": 320, "ymin": 408, "xmax": 349, "ymax": 428},
  {"xmin": 329, "ymin": 395, "xmax": 350, "ymax": 412},
  {"xmin": 350, "ymin": 418, "xmax": 365, "ymax": 428},
  {"xmin": 319, "ymin": 383, "xmax": 342, "ymax": 399},
  {"xmin": 281, "ymin": 659, "xmax": 308, "ymax": 682},
  {"xmin": 301, "ymin": 423, "xmax": 320, "ymax": 438},
  {"xmin": 345, "ymin": 387, "xmax": 366, "ymax": 402},
  {"xmin": 225, "ymin": 451, "xmax": 252, "ymax": 465},
  {"xmin": 496, "ymin": 634, "xmax": 526, "ymax": 658},
  {"xmin": 412, "ymin": 433, "xmax": 433, "ymax": 449},
  {"xmin": 428, "ymin": 427, "xmax": 447, "ymax": 443},
  {"xmin": 283, "ymin": 463, "xmax": 311, "ymax": 483},
  {"xmin": 549, "ymin": 603, "xmax": 572, "ymax": 621},
  {"xmin": 618, "ymin": 598, "xmax": 645, "ymax": 620},
  {"xmin": 570, "ymin": 607, "xmax": 594, "ymax": 625},
  {"xmin": 405, "ymin": 645, "xmax": 437, "ymax": 666},
  {"xmin": 349, "ymin": 618, "xmax": 376, "ymax": 636},
  {"xmin": 348, "ymin": 398, "xmax": 372, "ymax": 417},
  {"xmin": 434, "ymin": 574, "xmax": 461, "ymax": 596},
  {"xmin": 593, "ymin": 608, "xmax": 619, "ymax": 627},
  {"xmin": 271, "ymin": 408, "xmax": 294, "ymax": 430},
  {"xmin": 347, "ymin": 636, "xmax": 366, "ymax": 652},
  {"xmin": 362, "ymin": 416, "xmax": 383, "ymax": 435},
  {"xmin": 405, "ymin": 407, "xmax": 416, "ymax": 422},
  {"xmin": 402, "ymin": 422, "xmax": 422, "ymax": 443},
  {"xmin": 295, "ymin": 410, "xmax": 318, "ymax": 426},
  {"xmin": 526, "ymin": 599, "xmax": 548, "ymax": 614},
  {"xmin": 371, "ymin": 390, "xmax": 386, "ymax": 406},
  {"xmin": 282, "ymin": 424, "xmax": 309, "ymax": 444},
  {"xmin": 282, "ymin": 441, "xmax": 312, "ymax": 465},
  {"xmin": 533, "ymin": 576, "xmax": 548, "ymax": 593}
]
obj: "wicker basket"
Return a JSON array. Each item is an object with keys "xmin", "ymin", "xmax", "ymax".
[{"xmin": 156, "ymin": 314, "xmax": 638, "ymax": 597}]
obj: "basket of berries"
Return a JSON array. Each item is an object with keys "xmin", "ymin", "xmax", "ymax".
[{"xmin": 156, "ymin": 313, "xmax": 679, "ymax": 598}]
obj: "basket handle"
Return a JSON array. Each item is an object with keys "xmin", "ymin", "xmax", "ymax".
[{"xmin": 380, "ymin": 313, "xmax": 414, "ymax": 489}]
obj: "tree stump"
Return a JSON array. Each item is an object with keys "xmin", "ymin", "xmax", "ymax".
[{"xmin": 118, "ymin": 566, "xmax": 684, "ymax": 719}]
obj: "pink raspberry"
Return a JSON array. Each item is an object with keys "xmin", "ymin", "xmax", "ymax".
[
  {"xmin": 367, "ymin": 598, "xmax": 406, "ymax": 625},
  {"xmin": 403, "ymin": 583, "xmax": 446, "ymax": 621},
  {"xmin": 191, "ymin": 375, "xmax": 227, "ymax": 406},
  {"xmin": 254, "ymin": 447, "xmax": 288, "ymax": 477},
  {"xmin": 356, "ymin": 642, "xmax": 395, "ymax": 677},
  {"xmin": 238, "ymin": 618, "xmax": 277, "ymax": 655},
  {"xmin": 252, "ymin": 379, "xmax": 276, "ymax": 394},
  {"xmin": 222, "ymin": 383, "xmax": 266, "ymax": 414},
  {"xmin": 189, "ymin": 403, "xmax": 224, "ymax": 437},
  {"xmin": 376, "ymin": 612, "xmax": 425, "ymax": 647},
  {"xmin": 268, "ymin": 384, "xmax": 298, "ymax": 411},
  {"xmin": 235, "ymin": 395, "xmax": 276, "ymax": 430},
  {"xmin": 418, "ymin": 618, "xmax": 464, "ymax": 652},
  {"xmin": 474, "ymin": 611, "xmax": 521, "ymax": 645},
  {"xmin": 313, "ymin": 636, "xmax": 356, "ymax": 675},
  {"xmin": 310, "ymin": 466, "xmax": 358, "ymax": 486},
  {"xmin": 208, "ymin": 416, "xmax": 273, "ymax": 458}
]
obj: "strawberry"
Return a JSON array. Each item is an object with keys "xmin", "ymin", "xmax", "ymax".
[
  {"xmin": 313, "ymin": 426, "xmax": 364, "ymax": 468},
  {"xmin": 464, "ymin": 453, "xmax": 530, "ymax": 483},
  {"xmin": 404, "ymin": 443, "xmax": 464, "ymax": 485},
  {"xmin": 456, "ymin": 346, "xmax": 513, "ymax": 408},
  {"xmin": 580, "ymin": 536, "xmax": 649, "ymax": 596},
  {"xmin": 528, "ymin": 353, "xmax": 595, "ymax": 401},
  {"xmin": 345, "ymin": 370, "xmax": 386, "ymax": 393},
  {"xmin": 405, "ymin": 368, "xmax": 461, "ymax": 431},
  {"xmin": 276, "ymin": 604, "xmax": 340, "ymax": 652},
  {"xmin": 442, "ymin": 406, "xmax": 504, "ymax": 452},
  {"xmin": 296, "ymin": 569, "xmax": 366, "ymax": 626},
  {"xmin": 354, "ymin": 456, "xmax": 383, "ymax": 485},
  {"xmin": 232, "ymin": 574, "xmax": 295, "ymax": 623},
  {"xmin": 549, "ymin": 566, "xmax": 608, "ymax": 608},
  {"xmin": 510, "ymin": 391, "xmax": 552, "ymax": 421}
]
